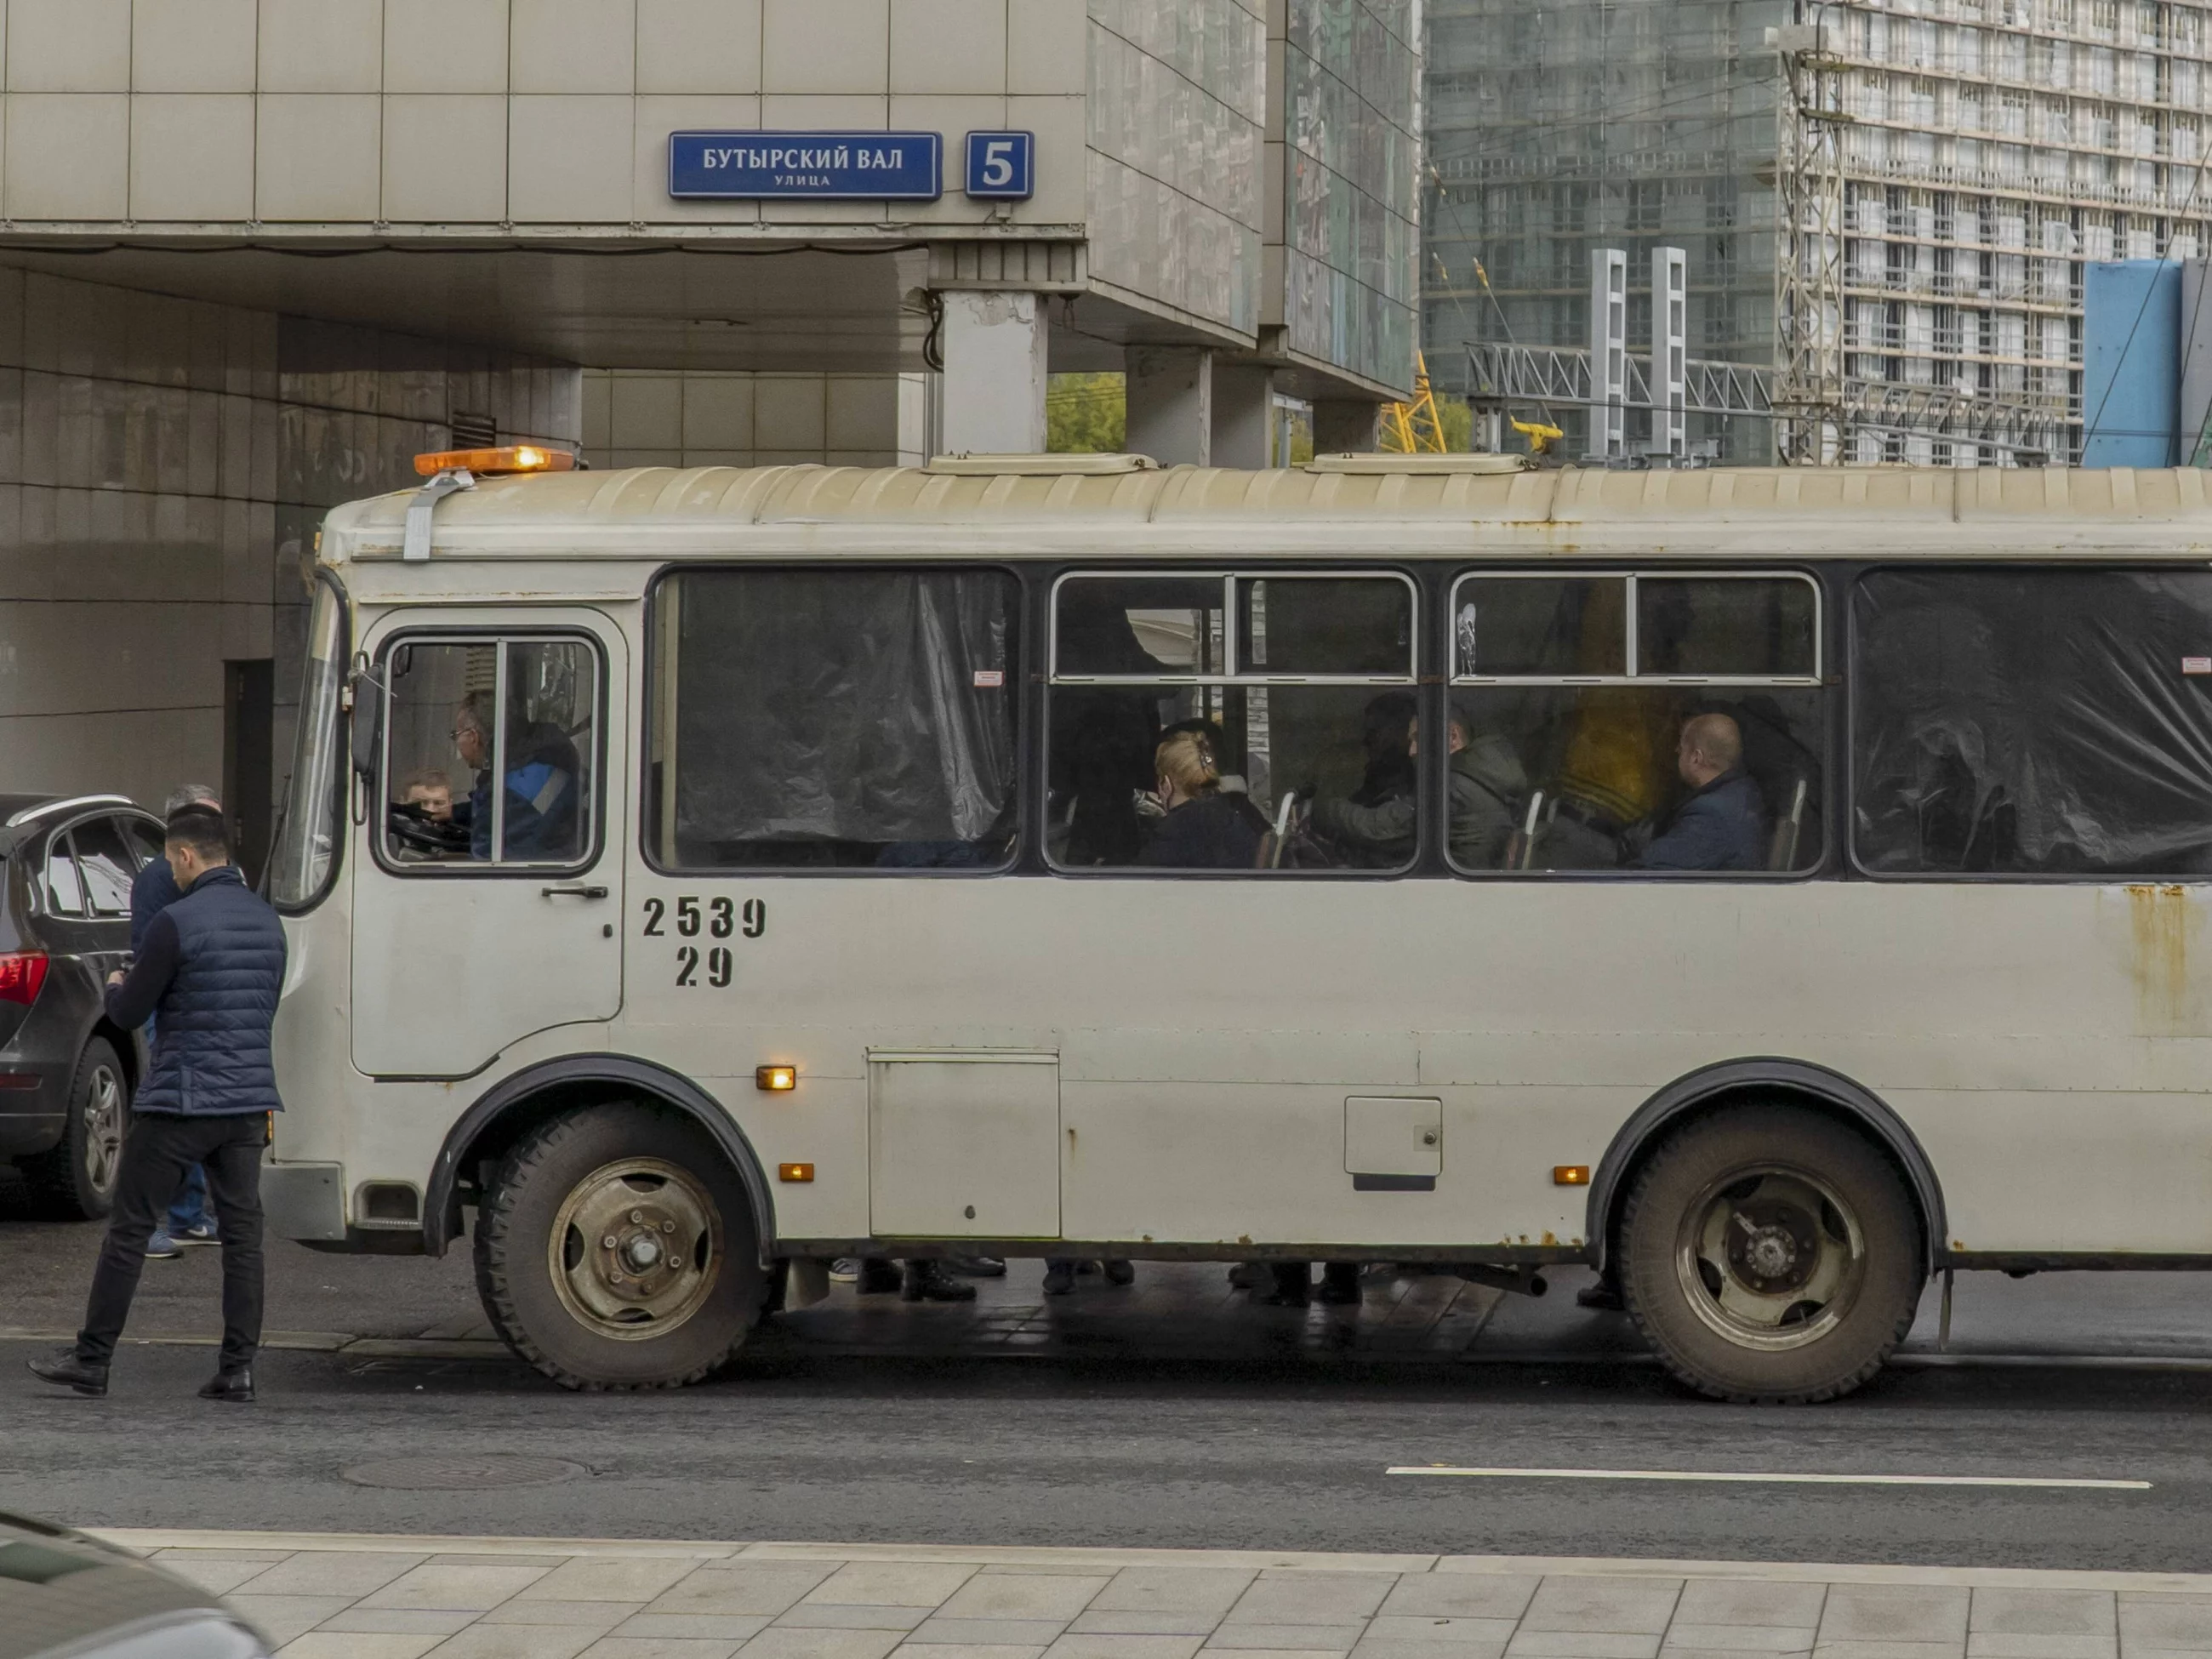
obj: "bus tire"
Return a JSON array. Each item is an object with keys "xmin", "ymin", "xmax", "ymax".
[
  {"xmin": 1619, "ymin": 1104, "xmax": 1923, "ymax": 1405},
  {"xmin": 473, "ymin": 1101, "xmax": 763, "ymax": 1391}
]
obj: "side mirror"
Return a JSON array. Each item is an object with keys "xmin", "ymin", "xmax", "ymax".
[{"xmin": 348, "ymin": 670, "xmax": 382, "ymax": 781}]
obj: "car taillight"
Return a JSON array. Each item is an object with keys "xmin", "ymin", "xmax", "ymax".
[{"xmin": 0, "ymin": 952, "xmax": 48, "ymax": 1006}]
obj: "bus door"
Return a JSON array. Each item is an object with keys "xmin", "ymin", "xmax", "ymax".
[{"xmin": 350, "ymin": 612, "xmax": 625, "ymax": 1078}]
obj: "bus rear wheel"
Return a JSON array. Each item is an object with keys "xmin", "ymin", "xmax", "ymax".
[
  {"xmin": 1618, "ymin": 1104, "xmax": 1923, "ymax": 1405},
  {"xmin": 473, "ymin": 1101, "xmax": 764, "ymax": 1391}
]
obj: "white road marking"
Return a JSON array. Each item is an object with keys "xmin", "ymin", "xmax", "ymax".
[{"xmin": 1386, "ymin": 1466, "xmax": 2150, "ymax": 1490}]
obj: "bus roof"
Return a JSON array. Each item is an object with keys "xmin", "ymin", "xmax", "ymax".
[{"xmin": 319, "ymin": 461, "xmax": 2212, "ymax": 569}]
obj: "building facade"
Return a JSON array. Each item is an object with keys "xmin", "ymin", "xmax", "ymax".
[
  {"xmin": 1424, "ymin": 0, "xmax": 2212, "ymax": 464},
  {"xmin": 0, "ymin": 0, "xmax": 1420, "ymax": 832}
]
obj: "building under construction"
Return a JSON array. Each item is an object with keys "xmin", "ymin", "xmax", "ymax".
[{"xmin": 1425, "ymin": 0, "xmax": 2212, "ymax": 463}]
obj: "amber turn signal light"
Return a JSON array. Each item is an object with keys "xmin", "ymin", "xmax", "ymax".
[
  {"xmin": 778, "ymin": 1163, "xmax": 815, "ymax": 1183},
  {"xmin": 1553, "ymin": 1165, "xmax": 1591, "ymax": 1186},
  {"xmin": 413, "ymin": 445, "xmax": 576, "ymax": 476},
  {"xmin": 756, "ymin": 1064, "xmax": 797, "ymax": 1092}
]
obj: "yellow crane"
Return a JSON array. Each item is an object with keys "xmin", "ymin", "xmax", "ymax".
[{"xmin": 1379, "ymin": 351, "xmax": 1449, "ymax": 453}]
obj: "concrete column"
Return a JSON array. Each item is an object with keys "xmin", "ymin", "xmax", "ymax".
[
  {"xmin": 1211, "ymin": 365, "xmax": 1275, "ymax": 469},
  {"xmin": 1312, "ymin": 398, "xmax": 1382, "ymax": 453},
  {"xmin": 938, "ymin": 289, "xmax": 1048, "ymax": 455},
  {"xmin": 1126, "ymin": 345, "xmax": 1213, "ymax": 465}
]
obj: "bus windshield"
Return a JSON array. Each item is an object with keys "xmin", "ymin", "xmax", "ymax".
[{"xmin": 268, "ymin": 573, "xmax": 348, "ymax": 910}]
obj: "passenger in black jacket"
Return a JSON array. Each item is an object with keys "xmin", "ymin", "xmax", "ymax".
[
  {"xmin": 1137, "ymin": 730, "xmax": 1263, "ymax": 870},
  {"xmin": 30, "ymin": 806, "xmax": 286, "ymax": 1405}
]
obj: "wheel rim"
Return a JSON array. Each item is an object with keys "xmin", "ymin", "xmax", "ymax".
[
  {"xmin": 1673, "ymin": 1163, "xmax": 1867, "ymax": 1352},
  {"xmin": 546, "ymin": 1158, "xmax": 721, "ymax": 1343},
  {"xmin": 82, "ymin": 1065, "xmax": 123, "ymax": 1197}
]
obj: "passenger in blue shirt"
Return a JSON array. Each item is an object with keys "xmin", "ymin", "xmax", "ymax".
[
  {"xmin": 450, "ymin": 693, "xmax": 581, "ymax": 861},
  {"xmin": 1633, "ymin": 712, "xmax": 1766, "ymax": 872}
]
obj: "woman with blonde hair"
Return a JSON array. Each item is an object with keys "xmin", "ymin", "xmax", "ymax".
[{"xmin": 1137, "ymin": 727, "xmax": 1262, "ymax": 869}]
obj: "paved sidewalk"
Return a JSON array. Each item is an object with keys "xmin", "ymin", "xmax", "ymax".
[{"xmin": 100, "ymin": 1531, "xmax": 2212, "ymax": 1659}]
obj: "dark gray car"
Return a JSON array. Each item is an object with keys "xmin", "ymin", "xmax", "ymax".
[
  {"xmin": 0, "ymin": 1509, "xmax": 268, "ymax": 1657},
  {"xmin": 0, "ymin": 794, "xmax": 161, "ymax": 1220}
]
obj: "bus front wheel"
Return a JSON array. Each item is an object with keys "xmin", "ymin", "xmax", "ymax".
[
  {"xmin": 473, "ymin": 1101, "xmax": 765, "ymax": 1390},
  {"xmin": 1618, "ymin": 1104, "xmax": 1923, "ymax": 1405}
]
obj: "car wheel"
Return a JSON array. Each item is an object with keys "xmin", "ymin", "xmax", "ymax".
[
  {"xmin": 20, "ymin": 1038, "xmax": 128, "ymax": 1222},
  {"xmin": 472, "ymin": 1100, "xmax": 764, "ymax": 1390},
  {"xmin": 1619, "ymin": 1104, "xmax": 1924, "ymax": 1404}
]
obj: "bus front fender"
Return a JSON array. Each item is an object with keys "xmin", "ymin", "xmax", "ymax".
[
  {"xmin": 1587, "ymin": 1057, "xmax": 1948, "ymax": 1280},
  {"xmin": 424, "ymin": 1054, "xmax": 778, "ymax": 1263}
]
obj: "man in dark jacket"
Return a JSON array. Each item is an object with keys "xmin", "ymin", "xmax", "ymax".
[
  {"xmin": 1311, "ymin": 710, "xmax": 1528, "ymax": 869},
  {"xmin": 130, "ymin": 784, "xmax": 223, "ymax": 1257},
  {"xmin": 452, "ymin": 693, "xmax": 581, "ymax": 861},
  {"xmin": 1632, "ymin": 712, "xmax": 1766, "ymax": 872},
  {"xmin": 30, "ymin": 806, "xmax": 287, "ymax": 1403}
]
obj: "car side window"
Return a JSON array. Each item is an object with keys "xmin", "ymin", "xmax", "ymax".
[
  {"xmin": 71, "ymin": 818, "xmax": 139, "ymax": 916},
  {"xmin": 43, "ymin": 837, "xmax": 85, "ymax": 917},
  {"xmin": 118, "ymin": 817, "xmax": 163, "ymax": 872}
]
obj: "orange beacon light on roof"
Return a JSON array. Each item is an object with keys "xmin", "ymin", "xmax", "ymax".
[{"xmin": 413, "ymin": 446, "xmax": 576, "ymax": 477}]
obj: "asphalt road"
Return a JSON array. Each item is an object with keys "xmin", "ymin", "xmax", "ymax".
[{"xmin": 6, "ymin": 1170, "xmax": 2212, "ymax": 1571}]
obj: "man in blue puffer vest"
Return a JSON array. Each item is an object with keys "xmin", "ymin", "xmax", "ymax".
[{"xmin": 30, "ymin": 805, "xmax": 287, "ymax": 1404}]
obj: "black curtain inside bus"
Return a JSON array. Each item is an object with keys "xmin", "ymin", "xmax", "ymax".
[
  {"xmin": 1853, "ymin": 569, "xmax": 2212, "ymax": 875},
  {"xmin": 667, "ymin": 569, "xmax": 1018, "ymax": 867}
]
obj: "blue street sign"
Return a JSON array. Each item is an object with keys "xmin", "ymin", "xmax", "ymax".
[
  {"xmin": 668, "ymin": 131, "xmax": 943, "ymax": 200},
  {"xmin": 964, "ymin": 131, "xmax": 1035, "ymax": 200}
]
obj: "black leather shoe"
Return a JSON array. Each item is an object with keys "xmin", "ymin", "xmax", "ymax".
[
  {"xmin": 1575, "ymin": 1280, "xmax": 1626, "ymax": 1312},
  {"xmin": 27, "ymin": 1354, "xmax": 108, "ymax": 1397},
  {"xmin": 197, "ymin": 1368, "xmax": 254, "ymax": 1404},
  {"xmin": 901, "ymin": 1261, "xmax": 976, "ymax": 1303}
]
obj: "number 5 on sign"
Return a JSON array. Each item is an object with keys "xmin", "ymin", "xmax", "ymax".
[{"xmin": 964, "ymin": 131, "xmax": 1034, "ymax": 200}]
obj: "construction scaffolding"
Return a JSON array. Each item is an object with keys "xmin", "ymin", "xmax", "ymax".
[{"xmin": 1424, "ymin": 0, "xmax": 2212, "ymax": 465}]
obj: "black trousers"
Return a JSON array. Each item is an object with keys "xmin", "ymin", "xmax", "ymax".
[{"xmin": 78, "ymin": 1111, "xmax": 265, "ymax": 1371}]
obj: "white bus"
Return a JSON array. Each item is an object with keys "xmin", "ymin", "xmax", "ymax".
[{"xmin": 263, "ymin": 450, "xmax": 2212, "ymax": 1403}]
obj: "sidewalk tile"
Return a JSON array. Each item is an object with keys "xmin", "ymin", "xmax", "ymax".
[
  {"xmin": 1967, "ymin": 1639, "xmax": 2115, "ymax": 1659},
  {"xmin": 1506, "ymin": 1633, "xmax": 1663, "ymax": 1659},
  {"xmin": 430, "ymin": 1555, "xmax": 574, "ymax": 1567},
  {"xmin": 1091, "ymin": 1572, "xmax": 1258, "ymax": 1618},
  {"xmin": 740, "ymin": 1628, "xmax": 908, "ymax": 1659},
  {"xmin": 1675, "ymin": 1585, "xmax": 1827, "ymax": 1630},
  {"xmin": 894, "ymin": 1646, "xmax": 1047, "ymax": 1659},
  {"xmin": 228, "ymin": 1594, "xmax": 362, "ymax": 1645},
  {"xmin": 1811, "ymin": 1644, "xmax": 1966, "ymax": 1659},
  {"xmin": 316, "ymin": 1611, "xmax": 478, "ymax": 1637},
  {"xmin": 479, "ymin": 1600, "xmax": 647, "ymax": 1634},
  {"xmin": 2118, "ymin": 1594, "xmax": 2212, "ymax": 1650},
  {"xmin": 805, "ymin": 1565, "xmax": 982, "ymax": 1608},
  {"xmin": 1365, "ymin": 1618, "xmax": 1519, "ymax": 1644},
  {"xmin": 939, "ymin": 1577, "xmax": 1111, "ymax": 1621},
  {"xmin": 1071, "ymin": 1616, "xmax": 1223, "ymax": 1636},
  {"xmin": 1972, "ymin": 1597, "xmax": 2117, "ymax": 1639},
  {"xmin": 242, "ymin": 1551, "xmax": 430, "ymax": 1598},
  {"xmin": 581, "ymin": 1640, "xmax": 744, "ymax": 1659},
  {"xmin": 1380, "ymin": 1582, "xmax": 1541, "ymax": 1622},
  {"xmin": 911, "ymin": 1619, "xmax": 1074, "ymax": 1645},
  {"xmin": 153, "ymin": 1551, "xmax": 299, "ymax": 1594},
  {"xmin": 1205, "ymin": 1625, "xmax": 1365, "ymax": 1652},
  {"xmin": 1820, "ymin": 1592, "xmax": 1971, "ymax": 1644},
  {"xmin": 778, "ymin": 1606, "xmax": 932, "ymax": 1632},
  {"xmin": 1351, "ymin": 1639, "xmax": 1508, "ymax": 1659},
  {"xmin": 1043, "ymin": 1636, "xmax": 1210, "ymax": 1659},
  {"xmin": 1226, "ymin": 1576, "xmax": 1395, "ymax": 1624},
  {"xmin": 648, "ymin": 1569, "xmax": 842, "ymax": 1617},
  {"xmin": 1522, "ymin": 1580, "xmax": 1683, "ymax": 1636},
  {"xmin": 362, "ymin": 1564, "xmax": 558, "ymax": 1611},
  {"xmin": 1662, "ymin": 1627, "xmax": 1816, "ymax": 1652},
  {"xmin": 622, "ymin": 1619, "xmax": 784, "ymax": 1641},
  {"xmin": 276, "ymin": 1636, "xmax": 441, "ymax": 1659},
  {"xmin": 424, "ymin": 1630, "xmax": 598, "ymax": 1659},
  {"xmin": 521, "ymin": 1559, "xmax": 708, "ymax": 1603}
]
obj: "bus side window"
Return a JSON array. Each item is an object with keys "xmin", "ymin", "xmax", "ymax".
[
  {"xmin": 1045, "ymin": 572, "xmax": 1420, "ymax": 873},
  {"xmin": 645, "ymin": 568, "xmax": 1020, "ymax": 872},
  {"xmin": 1853, "ymin": 567, "xmax": 2212, "ymax": 877},
  {"xmin": 1450, "ymin": 571, "xmax": 1824, "ymax": 876},
  {"xmin": 378, "ymin": 636, "xmax": 598, "ymax": 869}
]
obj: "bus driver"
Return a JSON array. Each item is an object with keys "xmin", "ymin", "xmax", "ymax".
[{"xmin": 452, "ymin": 693, "xmax": 582, "ymax": 861}]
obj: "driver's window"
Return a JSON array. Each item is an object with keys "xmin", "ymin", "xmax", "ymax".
[{"xmin": 379, "ymin": 636, "xmax": 600, "ymax": 869}]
